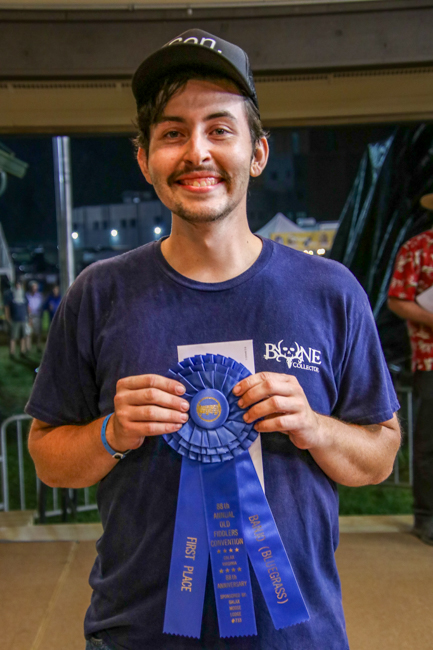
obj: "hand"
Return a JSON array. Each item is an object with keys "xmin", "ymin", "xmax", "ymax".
[
  {"xmin": 233, "ymin": 372, "xmax": 322, "ymax": 450},
  {"xmin": 107, "ymin": 374, "xmax": 190, "ymax": 451}
]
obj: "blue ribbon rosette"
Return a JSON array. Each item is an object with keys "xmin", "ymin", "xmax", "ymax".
[{"xmin": 163, "ymin": 354, "xmax": 309, "ymax": 639}]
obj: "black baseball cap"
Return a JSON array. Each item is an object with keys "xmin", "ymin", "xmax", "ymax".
[{"xmin": 132, "ymin": 29, "xmax": 259, "ymax": 112}]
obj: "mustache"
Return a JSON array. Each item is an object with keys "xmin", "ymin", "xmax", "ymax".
[{"xmin": 167, "ymin": 165, "xmax": 231, "ymax": 186}]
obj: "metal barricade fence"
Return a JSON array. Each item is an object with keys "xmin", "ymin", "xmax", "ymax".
[
  {"xmin": 384, "ymin": 385, "xmax": 413, "ymax": 488},
  {"xmin": 0, "ymin": 414, "xmax": 98, "ymax": 518}
]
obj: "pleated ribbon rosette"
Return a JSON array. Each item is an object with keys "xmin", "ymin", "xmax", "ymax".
[{"xmin": 163, "ymin": 354, "xmax": 309, "ymax": 639}]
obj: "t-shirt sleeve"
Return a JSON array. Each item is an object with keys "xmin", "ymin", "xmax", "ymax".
[
  {"xmin": 332, "ymin": 285, "xmax": 400, "ymax": 426},
  {"xmin": 388, "ymin": 242, "xmax": 418, "ymax": 301},
  {"xmin": 25, "ymin": 270, "xmax": 101, "ymax": 426}
]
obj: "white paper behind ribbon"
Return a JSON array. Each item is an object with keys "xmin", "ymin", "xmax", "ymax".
[{"xmin": 177, "ymin": 340, "xmax": 265, "ymax": 492}]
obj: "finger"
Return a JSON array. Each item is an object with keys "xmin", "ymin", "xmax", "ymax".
[
  {"xmin": 252, "ymin": 413, "xmax": 300, "ymax": 434},
  {"xmin": 242, "ymin": 395, "xmax": 303, "ymax": 424},
  {"xmin": 236, "ymin": 373, "xmax": 299, "ymax": 409},
  {"xmin": 232, "ymin": 373, "xmax": 263, "ymax": 397},
  {"xmin": 118, "ymin": 374, "xmax": 186, "ymax": 395},
  {"xmin": 121, "ymin": 404, "xmax": 189, "ymax": 425},
  {"xmin": 119, "ymin": 419, "xmax": 186, "ymax": 438},
  {"xmin": 118, "ymin": 386, "xmax": 190, "ymax": 412}
]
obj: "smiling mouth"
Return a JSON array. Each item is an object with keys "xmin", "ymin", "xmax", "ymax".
[{"xmin": 177, "ymin": 177, "xmax": 221, "ymax": 188}]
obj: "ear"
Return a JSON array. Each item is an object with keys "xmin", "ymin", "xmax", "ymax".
[
  {"xmin": 137, "ymin": 147, "xmax": 153, "ymax": 185},
  {"xmin": 250, "ymin": 137, "xmax": 269, "ymax": 178}
]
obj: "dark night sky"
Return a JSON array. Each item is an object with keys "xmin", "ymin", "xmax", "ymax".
[{"xmin": 0, "ymin": 135, "xmax": 153, "ymax": 246}]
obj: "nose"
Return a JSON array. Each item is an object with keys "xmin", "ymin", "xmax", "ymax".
[{"xmin": 183, "ymin": 130, "xmax": 211, "ymax": 167}]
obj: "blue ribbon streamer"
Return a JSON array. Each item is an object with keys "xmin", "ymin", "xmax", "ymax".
[
  {"xmin": 163, "ymin": 458, "xmax": 209, "ymax": 638},
  {"xmin": 201, "ymin": 459, "xmax": 257, "ymax": 637},
  {"xmin": 236, "ymin": 452, "xmax": 309, "ymax": 628},
  {"xmin": 163, "ymin": 354, "xmax": 309, "ymax": 639}
]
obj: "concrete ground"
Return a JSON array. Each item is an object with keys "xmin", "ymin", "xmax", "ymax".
[{"xmin": 0, "ymin": 514, "xmax": 432, "ymax": 650}]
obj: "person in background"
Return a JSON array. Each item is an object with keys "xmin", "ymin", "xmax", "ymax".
[
  {"xmin": 4, "ymin": 278, "xmax": 29, "ymax": 358},
  {"xmin": 26, "ymin": 280, "xmax": 44, "ymax": 352},
  {"xmin": 388, "ymin": 191, "xmax": 433, "ymax": 546},
  {"xmin": 43, "ymin": 285, "xmax": 61, "ymax": 325}
]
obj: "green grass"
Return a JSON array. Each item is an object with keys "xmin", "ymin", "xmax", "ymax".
[
  {"xmin": 0, "ymin": 342, "xmax": 40, "ymax": 421},
  {"xmin": 0, "ymin": 338, "xmax": 412, "ymax": 521},
  {"xmin": 338, "ymin": 484, "xmax": 413, "ymax": 516}
]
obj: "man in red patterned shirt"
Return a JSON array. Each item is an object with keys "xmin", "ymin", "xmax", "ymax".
[{"xmin": 388, "ymin": 192, "xmax": 433, "ymax": 545}]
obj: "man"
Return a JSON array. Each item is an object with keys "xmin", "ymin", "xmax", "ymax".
[
  {"xmin": 4, "ymin": 278, "xmax": 29, "ymax": 358},
  {"xmin": 26, "ymin": 280, "xmax": 44, "ymax": 352},
  {"xmin": 388, "ymin": 191, "xmax": 433, "ymax": 546},
  {"xmin": 27, "ymin": 30, "xmax": 400, "ymax": 650},
  {"xmin": 43, "ymin": 284, "xmax": 61, "ymax": 325}
]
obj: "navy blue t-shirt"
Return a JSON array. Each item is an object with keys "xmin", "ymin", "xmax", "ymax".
[
  {"xmin": 26, "ymin": 238, "xmax": 399, "ymax": 650},
  {"xmin": 4, "ymin": 288, "xmax": 28, "ymax": 322}
]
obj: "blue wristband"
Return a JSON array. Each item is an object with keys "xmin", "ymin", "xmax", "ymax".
[{"xmin": 101, "ymin": 413, "xmax": 131, "ymax": 460}]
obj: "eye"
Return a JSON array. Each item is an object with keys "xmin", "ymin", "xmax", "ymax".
[
  {"xmin": 164, "ymin": 130, "xmax": 182, "ymax": 139},
  {"xmin": 212, "ymin": 128, "xmax": 229, "ymax": 136}
]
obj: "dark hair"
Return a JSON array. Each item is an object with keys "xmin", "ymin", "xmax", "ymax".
[{"xmin": 133, "ymin": 68, "xmax": 267, "ymax": 158}]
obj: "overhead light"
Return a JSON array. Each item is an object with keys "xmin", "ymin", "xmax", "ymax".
[
  {"xmin": 111, "ymin": 229, "xmax": 118, "ymax": 237},
  {"xmin": 154, "ymin": 226, "xmax": 162, "ymax": 235},
  {"xmin": 71, "ymin": 232, "xmax": 79, "ymax": 240},
  {"xmin": 317, "ymin": 248, "xmax": 326, "ymax": 255}
]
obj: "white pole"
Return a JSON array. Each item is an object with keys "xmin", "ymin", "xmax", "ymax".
[{"xmin": 53, "ymin": 136, "xmax": 75, "ymax": 295}]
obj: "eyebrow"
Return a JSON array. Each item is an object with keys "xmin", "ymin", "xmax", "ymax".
[{"xmin": 155, "ymin": 111, "xmax": 238, "ymax": 125}]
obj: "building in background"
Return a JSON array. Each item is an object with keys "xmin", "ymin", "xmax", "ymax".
[{"xmin": 71, "ymin": 191, "xmax": 171, "ymax": 270}]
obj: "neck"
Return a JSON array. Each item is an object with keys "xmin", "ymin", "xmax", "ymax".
[{"xmin": 160, "ymin": 214, "xmax": 262, "ymax": 283}]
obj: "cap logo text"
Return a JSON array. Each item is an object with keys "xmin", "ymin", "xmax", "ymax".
[{"xmin": 166, "ymin": 36, "xmax": 222, "ymax": 54}]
